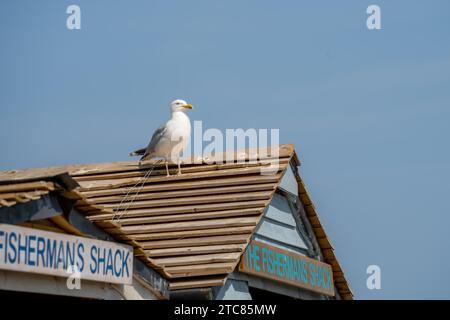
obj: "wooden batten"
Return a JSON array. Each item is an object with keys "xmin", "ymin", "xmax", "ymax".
[
  {"xmin": 112, "ymin": 208, "xmax": 263, "ymax": 226},
  {"xmin": 146, "ymin": 244, "xmax": 245, "ymax": 258},
  {"xmin": 165, "ymin": 263, "xmax": 236, "ymax": 278},
  {"xmin": 128, "ymin": 226, "xmax": 255, "ymax": 241},
  {"xmin": 169, "ymin": 277, "xmax": 227, "ymax": 290},
  {"xmin": 87, "ymin": 200, "xmax": 269, "ymax": 220},
  {"xmin": 88, "ymin": 184, "xmax": 276, "ymax": 204},
  {"xmin": 116, "ymin": 217, "xmax": 259, "ymax": 235},
  {"xmin": 139, "ymin": 234, "xmax": 251, "ymax": 249},
  {"xmin": 81, "ymin": 175, "xmax": 280, "ymax": 198}
]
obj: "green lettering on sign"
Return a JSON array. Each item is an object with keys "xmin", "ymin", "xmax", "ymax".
[{"xmin": 239, "ymin": 240, "xmax": 334, "ymax": 296}]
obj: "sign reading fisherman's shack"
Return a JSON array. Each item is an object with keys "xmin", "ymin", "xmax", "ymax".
[
  {"xmin": 239, "ymin": 240, "xmax": 334, "ymax": 296},
  {"xmin": 0, "ymin": 224, "xmax": 133, "ymax": 285}
]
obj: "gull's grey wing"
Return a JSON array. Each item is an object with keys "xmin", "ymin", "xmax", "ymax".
[{"xmin": 140, "ymin": 124, "xmax": 167, "ymax": 160}]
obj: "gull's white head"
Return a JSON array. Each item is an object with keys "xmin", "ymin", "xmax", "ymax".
[{"xmin": 171, "ymin": 99, "xmax": 193, "ymax": 113}]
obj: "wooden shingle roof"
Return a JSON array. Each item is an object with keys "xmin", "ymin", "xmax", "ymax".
[
  {"xmin": 69, "ymin": 145, "xmax": 293, "ymax": 290},
  {"xmin": 0, "ymin": 181, "xmax": 56, "ymax": 207},
  {"xmin": 0, "ymin": 144, "xmax": 352, "ymax": 299}
]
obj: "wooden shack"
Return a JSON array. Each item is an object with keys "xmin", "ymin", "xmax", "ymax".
[{"xmin": 0, "ymin": 144, "xmax": 352, "ymax": 300}]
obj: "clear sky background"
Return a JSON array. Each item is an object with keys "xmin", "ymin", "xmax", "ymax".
[{"xmin": 1, "ymin": 1, "xmax": 449, "ymax": 299}]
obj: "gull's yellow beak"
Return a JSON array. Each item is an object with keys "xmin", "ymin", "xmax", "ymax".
[{"xmin": 183, "ymin": 103, "xmax": 193, "ymax": 109}]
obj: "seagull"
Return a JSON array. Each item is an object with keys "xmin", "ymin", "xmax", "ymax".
[{"xmin": 129, "ymin": 99, "xmax": 193, "ymax": 176}]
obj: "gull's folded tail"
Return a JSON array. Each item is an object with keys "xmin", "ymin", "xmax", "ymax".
[{"xmin": 129, "ymin": 148, "xmax": 146, "ymax": 157}]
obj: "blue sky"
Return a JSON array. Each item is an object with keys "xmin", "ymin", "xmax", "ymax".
[{"xmin": 1, "ymin": 1, "xmax": 450, "ymax": 299}]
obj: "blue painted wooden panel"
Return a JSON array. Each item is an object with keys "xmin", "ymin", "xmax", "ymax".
[
  {"xmin": 253, "ymin": 191, "xmax": 311, "ymax": 255},
  {"xmin": 215, "ymin": 278, "xmax": 252, "ymax": 300},
  {"xmin": 254, "ymin": 221, "xmax": 308, "ymax": 252},
  {"xmin": 265, "ymin": 193, "xmax": 297, "ymax": 227},
  {"xmin": 278, "ymin": 164, "xmax": 299, "ymax": 195},
  {"xmin": 255, "ymin": 220, "xmax": 308, "ymax": 252}
]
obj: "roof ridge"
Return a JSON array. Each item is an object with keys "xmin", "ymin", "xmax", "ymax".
[{"xmin": 0, "ymin": 144, "xmax": 295, "ymax": 183}]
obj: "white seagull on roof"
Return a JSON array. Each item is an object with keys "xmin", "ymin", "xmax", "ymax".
[{"xmin": 129, "ymin": 99, "xmax": 193, "ymax": 176}]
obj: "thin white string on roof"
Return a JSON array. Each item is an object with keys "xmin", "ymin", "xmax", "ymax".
[{"xmin": 111, "ymin": 159, "xmax": 164, "ymax": 223}]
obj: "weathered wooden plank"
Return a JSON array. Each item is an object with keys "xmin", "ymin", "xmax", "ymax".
[
  {"xmin": 313, "ymin": 227, "xmax": 327, "ymax": 239},
  {"xmin": 86, "ymin": 183, "xmax": 276, "ymax": 204},
  {"xmin": 169, "ymin": 277, "xmax": 227, "ymax": 290},
  {"xmin": 318, "ymin": 237, "xmax": 333, "ymax": 250},
  {"xmin": 74, "ymin": 202, "xmax": 110, "ymax": 214},
  {"xmin": 322, "ymin": 248, "xmax": 335, "ymax": 260},
  {"xmin": 80, "ymin": 175, "xmax": 280, "ymax": 198},
  {"xmin": 128, "ymin": 226, "xmax": 254, "ymax": 241},
  {"xmin": 146, "ymin": 244, "xmax": 245, "ymax": 257},
  {"xmin": 0, "ymin": 199, "xmax": 15, "ymax": 207},
  {"xmin": 167, "ymin": 269, "xmax": 231, "ymax": 278},
  {"xmin": 86, "ymin": 200, "xmax": 269, "ymax": 220},
  {"xmin": 0, "ymin": 144, "xmax": 292, "ymax": 182},
  {"xmin": 90, "ymin": 191, "xmax": 273, "ymax": 211},
  {"xmin": 116, "ymin": 216, "xmax": 259, "ymax": 234},
  {"xmin": 177, "ymin": 144, "xmax": 293, "ymax": 166},
  {"xmin": 0, "ymin": 190, "xmax": 49, "ymax": 200},
  {"xmin": 308, "ymin": 215, "xmax": 321, "ymax": 227},
  {"xmin": 49, "ymin": 215, "xmax": 85, "ymax": 236},
  {"xmin": 60, "ymin": 189, "xmax": 84, "ymax": 200},
  {"xmin": 65, "ymin": 145, "xmax": 293, "ymax": 177},
  {"xmin": 0, "ymin": 181, "xmax": 55, "ymax": 193},
  {"xmin": 140, "ymin": 234, "xmax": 250, "ymax": 249},
  {"xmin": 154, "ymin": 252, "xmax": 241, "ymax": 267},
  {"xmin": 110, "ymin": 208, "xmax": 263, "ymax": 226},
  {"xmin": 165, "ymin": 263, "xmax": 236, "ymax": 278},
  {"xmin": 74, "ymin": 160, "xmax": 286, "ymax": 182},
  {"xmin": 76, "ymin": 165, "xmax": 286, "ymax": 191},
  {"xmin": 165, "ymin": 262, "xmax": 235, "ymax": 273}
]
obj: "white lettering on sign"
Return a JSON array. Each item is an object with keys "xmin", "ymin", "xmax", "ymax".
[{"xmin": 0, "ymin": 224, "xmax": 133, "ymax": 285}]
